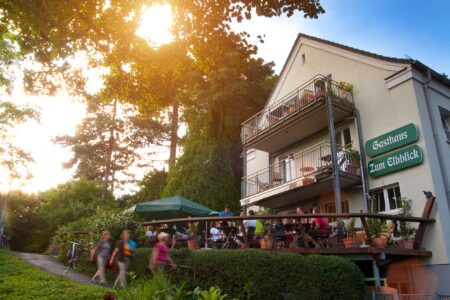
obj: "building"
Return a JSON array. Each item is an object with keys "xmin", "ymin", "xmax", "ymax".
[{"xmin": 240, "ymin": 34, "xmax": 450, "ymax": 295}]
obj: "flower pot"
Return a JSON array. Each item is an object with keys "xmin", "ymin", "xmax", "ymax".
[
  {"xmin": 187, "ymin": 240, "xmax": 199, "ymax": 250},
  {"xmin": 347, "ymin": 165, "xmax": 358, "ymax": 175},
  {"xmin": 397, "ymin": 239, "xmax": 414, "ymax": 249},
  {"xmin": 343, "ymin": 237, "xmax": 357, "ymax": 248},
  {"xmin": 372, "ymin": 237, "xmax": 387, "ymax": 248},
  {"xmin": 260, "ymin": 239, "xmax": 273, "ymax": 249}
]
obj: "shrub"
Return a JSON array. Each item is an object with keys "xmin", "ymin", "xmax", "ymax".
[{"xmin": 103, "ymin": 248, "xmax": 365, "ymax": 300}]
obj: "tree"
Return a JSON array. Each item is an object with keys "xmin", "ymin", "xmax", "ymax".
[
  {"xmin": 163, "ymin": 38, "xmax": 277, "ymax": 211},
  {"xmin": 1, "ymin": 0, "xmax": 323, "ymax": 167},
  {"xmin": 54, "ymin": 97, "xmax": 167, "ymax": 197},
  {"xmin": 125, "ymin": 170, "xmax": 168, "ymax": 206}
]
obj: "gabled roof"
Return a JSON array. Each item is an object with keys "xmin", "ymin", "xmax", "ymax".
[{"xmin": 278, "ymin": 33, "xmax": 450, "ymax": 87}]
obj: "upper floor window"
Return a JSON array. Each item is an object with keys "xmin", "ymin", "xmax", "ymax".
[
  {"xmin": 439, "ymin": 107, "xmax": 450, "ymax": 142},
  {"xmin": 369, "ymin": 184, "xmax": 402, "ymax": 213},
  {"xmin": 335, "ymin": 127, "xmax": 352, "ymax": 147}
]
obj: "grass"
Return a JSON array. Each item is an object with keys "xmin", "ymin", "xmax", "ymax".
[{"xmin": 0, "ymin": 249, "xmax": 109, "ymax": 299}]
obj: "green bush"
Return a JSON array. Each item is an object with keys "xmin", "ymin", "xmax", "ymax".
[{"xmin": 92, "ymin": 248, "xmax": 365, "ymax": 300}]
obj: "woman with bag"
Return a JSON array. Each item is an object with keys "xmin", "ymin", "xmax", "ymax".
[
  {"xmin": 91, "ymin": 231, "xmax": 111, "ymax": 284},
  {"xmin": 109, "ymin": 230, "xmax": 134, "ymax": 288}
]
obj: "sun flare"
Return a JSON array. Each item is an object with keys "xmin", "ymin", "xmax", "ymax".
[{"xmin": 136, "ymin": 4, "xmax": 174, "ymax": 47}]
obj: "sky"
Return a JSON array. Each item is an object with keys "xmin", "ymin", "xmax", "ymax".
[{"xmin": 3, "ymin": 0, "xmax": 450, "ymax": 193}]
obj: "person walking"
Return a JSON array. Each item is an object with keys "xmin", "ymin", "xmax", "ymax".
[
  {"xmin": 91, "ymin": 231, "xmax": 111, "ymax": 284},
  {"xmin": 109, "ymin": 230, "xmax": 134, "ymax": 288},
  {"xmin": 149, "ymin": 232, "xmax": 176, "ymax": 274}
]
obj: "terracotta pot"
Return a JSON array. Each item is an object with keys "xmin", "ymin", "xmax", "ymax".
[
  {"xmin": 343, "ymin": 237, "xmax": 357, "ymax": 248},
  {"xmin": 372, "ymin": 237, "xmax": 387, "ymax": 248},
  {"xmin": 397, "ymin": 239, "xmax": 414, "ymax": 249},
  {"xmin": 187, "ymin": 240, "xmax": 199, "ymax": 250},
  {"xmin": 260, "ymin": 239, "xmax": 273, "ymax": 249}
]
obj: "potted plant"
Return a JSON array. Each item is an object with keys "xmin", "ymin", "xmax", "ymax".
[
  {"xmin": 368, "ymin": 218, "xmax": 388, "ymax": 248},
  {"xmin": 344, "ymin": 142, "xmax": 360, "ymax": 175},
  {"xmin": 314, "ymin": 78, "xmax": 326, "ymax": 99},
  {"xmin": 343, "ymin": 218, "xmax": 357, "ymax": 248},
  {"xmin": 394, "ymin": 198, "xmax": 416, "ymax": 249}
]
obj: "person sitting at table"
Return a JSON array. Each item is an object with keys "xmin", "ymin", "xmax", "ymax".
[
  {"xmin": 310, "ymin": 206, "xmax": 329, "ymax": 238},
  {"xmin": 243, "ymin": 210, "xmax": 257, "ymax": 240},
  {"xmin": 210, "ymin": 221, "xmax": 225, "ymax": 247}
]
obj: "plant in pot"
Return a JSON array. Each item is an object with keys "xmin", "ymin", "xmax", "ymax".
[
  {"xmin": 367, "ymin": 217, "xmax": 388, "ymax": 248},
  {"xmin": 394, "ymin": 198, "xmax": 416, "ymax": 249},
  {"xmin": 343, "ymin": 218, "xmax": 357, "ymax": 248},
  {"xmin": 344, "ymin": 142, "xmax": 360, "ymax": 175},
  {"xmin": 338, "ymin": 81, "xmax": 353, "ymax": 103},
  {"xmin": 314, "ymin": 78, "xmax": 326, "ymax": 99}
]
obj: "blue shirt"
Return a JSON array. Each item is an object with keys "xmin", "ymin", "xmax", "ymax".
[{"xmin": 219, "ymin": 211, "xmax": 233, "ymax": 217}]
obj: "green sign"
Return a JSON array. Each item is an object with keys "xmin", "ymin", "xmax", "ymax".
[
  {"xmin": 365, "ymin": 123, "xmax": 419, "ymax": 157},
  {"xmin": 368, "ymin": 145, "xmax": 423, "ymax": 178}
]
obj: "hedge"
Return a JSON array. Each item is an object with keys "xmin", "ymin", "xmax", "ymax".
[{"xmin": 85, "ymin": 248, "xmax": 366, "ymax": 300}]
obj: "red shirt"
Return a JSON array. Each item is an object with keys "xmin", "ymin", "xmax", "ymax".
[
  {"xmin": 314, "ymin": 217, "xmax": 329, "ymax": 233},
  {"xmin": 155, "ymin": 242, "xmax": 170, "ymax": 265}
]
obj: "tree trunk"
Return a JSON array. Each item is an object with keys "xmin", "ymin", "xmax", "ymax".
[
  {"xmin": 168, "ymin": 101, "xmax": 179, "ymax": 168},
  {"xmin": 102, "ymin": 99, "xmax": 117, "ymax": 201}
]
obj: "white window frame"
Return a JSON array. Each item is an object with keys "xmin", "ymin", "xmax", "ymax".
[
  {"xmin": 440, "ymin": 111, "xmax": 450, "ymax": 142},
  {"xmin": 370, "ymin": 184, "xmax": 402, "ymax": 214}
]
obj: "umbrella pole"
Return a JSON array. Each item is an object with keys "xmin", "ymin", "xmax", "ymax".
[{"xmin": 205, "ymin": 221, "xmax": 208, "ymax": 249}]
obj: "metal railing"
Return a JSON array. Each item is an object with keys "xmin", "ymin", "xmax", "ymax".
[
  {"xmin": 241, "ymin": 141, "xmax": 359, "ymax": 198},
  {"xmin": 242, "ymin": 75, "xmax": 354, "ymax": 143}
]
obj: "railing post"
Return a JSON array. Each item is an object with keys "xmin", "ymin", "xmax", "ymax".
[{"xmin": 413, "ymin": 194, "xmax": 436, "ymax": 250}]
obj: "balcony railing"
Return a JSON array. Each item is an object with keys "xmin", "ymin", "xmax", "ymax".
[
  {"xmin": 242, "ymin": 75, "xmax": 354, "ymax": 143},
  {"xmin": 241, "ymin": 141, "xmax": 359, "ymax": 198}
]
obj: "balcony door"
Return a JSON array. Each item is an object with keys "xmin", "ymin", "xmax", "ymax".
[{"xmin": 283, "ymin": 154, "xmax": 296, "ymax": 182}]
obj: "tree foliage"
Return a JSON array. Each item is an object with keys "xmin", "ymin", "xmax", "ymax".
[{"xmin": 54, "ymin": 97, "xmax": 167, "ymax": 193}]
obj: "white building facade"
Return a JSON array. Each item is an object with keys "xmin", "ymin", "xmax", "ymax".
[{"xmin": 240, "ymin": 34, "xmax": 450, "ymax": 295}]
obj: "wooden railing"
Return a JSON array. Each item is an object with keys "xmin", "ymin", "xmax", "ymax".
[{"xmin": 143, "ymin": 195, "xmax": 436, "ymax": 253}]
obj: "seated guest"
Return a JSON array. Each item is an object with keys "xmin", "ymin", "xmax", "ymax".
[
  {"xmin": 210, "ymin": 221, "xmax": 225, "ymax": 245},
  {"xmin": 243, "ymin": 210, "xmax": 257, "ymax": 239},
  {"xmin": 311, "ymin": 206, "xmax": 329, "ymax": 237}
]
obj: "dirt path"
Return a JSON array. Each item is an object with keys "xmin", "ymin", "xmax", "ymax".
[{"xmin": 15, "ymin": 252, "xmax": 112, "ymax": 288}]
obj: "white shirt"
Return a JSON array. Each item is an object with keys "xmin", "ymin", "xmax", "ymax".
[
  {"xmin": 145, "ymin": 230, "xmax": 154, "ymax": 238},
  {"xmin": 210, "ymin": 227, "xmax": 224, "ymax": 242},
  {"xmin": 244, "ymin": 219, "xmax": 256, "ymax": 228}
]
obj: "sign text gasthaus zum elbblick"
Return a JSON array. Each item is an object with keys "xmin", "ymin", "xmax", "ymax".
[
  {"xmin": 365, "ymin": 123, "xmax": 419, "ymax": 157},
  {"xmin": 368, "ymin": 145, "xmax": 423, "ymax": 178}
]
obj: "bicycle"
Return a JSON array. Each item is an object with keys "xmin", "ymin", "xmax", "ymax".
[{"xmin": 65, "ymin": 241, "xmax": 84, "ymax": 270}]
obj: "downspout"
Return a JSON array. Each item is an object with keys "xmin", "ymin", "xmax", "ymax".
[
  {"xmin": 422, "ymin": 69, "xmax": 450, "ymax": 204},
  {"xmin": 354, "ymin": 109, "xmax": 370, "ymax": 212}
]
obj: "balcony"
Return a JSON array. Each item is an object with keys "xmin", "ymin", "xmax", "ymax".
[
  {"xmin": 242, "ymin": 75, "xmax": 354, "ymax": 153},
  {"xmin": 241, "ymin": 141, "xmax": 361, "ymax": 208}
]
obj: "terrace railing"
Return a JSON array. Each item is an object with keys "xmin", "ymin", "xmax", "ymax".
[
  {"xmin": 241, "ymin": 141, "xmax": 359, "ymax": 198},
  {"xmin": 242, "ymin": 75, "xmax": 354, "ymax": 143}
]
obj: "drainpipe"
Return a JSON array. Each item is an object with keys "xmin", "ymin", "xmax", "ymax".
[
  {"xmin": 354, "ymin": 109, "xmax": 370, "ymax": 212},
  {"xmin": 422, "ymin": 69, "xmax": 450, "ymax": 205}
]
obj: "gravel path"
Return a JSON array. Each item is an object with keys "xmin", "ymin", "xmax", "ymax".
[{"xmin": 15, "ymin": 252, "xmax": 113, "ymax": 288}]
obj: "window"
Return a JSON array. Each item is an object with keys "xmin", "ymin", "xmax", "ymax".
[
  {"xmin": 369, "ymin": 184, "xmax": 402, "ymax": 213},
  {"xmin": 301, "ymin": 53, "xmax": 306, "ymax": 64},
  {"xmin": 325, "ymin": 201, "xmax": 350, "ymax": 213},
  {"xmin": 335, "ymin": 127, "xmax": 352, "ymax": 147},
  {"xmin": 440, "ymin": 107, "xmax": 450, "ymax": 142}
]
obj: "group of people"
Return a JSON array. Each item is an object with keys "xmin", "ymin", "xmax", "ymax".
[
  {"xmin": 90, "ymin": 229, "xmax": 175, "ymax": 288},
  {"xmin": 209, "ymin": 204, "xmax": 335, "ymax": 249}
]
